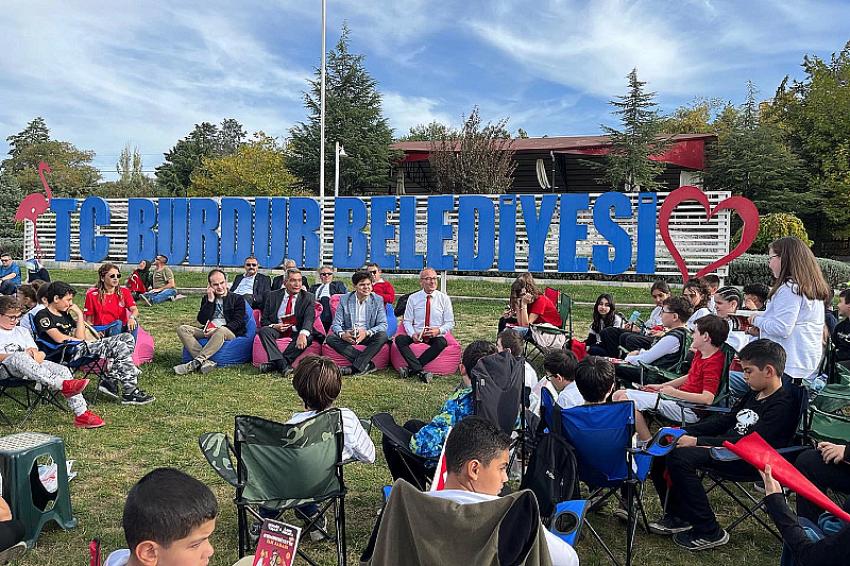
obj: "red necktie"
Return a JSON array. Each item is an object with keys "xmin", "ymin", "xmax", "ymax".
[
  {"xmin": 285, "ymin": 293, "xmax": 294, "ymax": 316},
  {"xmin": 424, "ymin": 294, "xmax": 432, "ymax": 328}
]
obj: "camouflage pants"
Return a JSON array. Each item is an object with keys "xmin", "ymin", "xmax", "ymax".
[
  {"xmin": 2, "ymin": 353, "xmax": 88, "ymax": 416},
  {"xmin": 73, "ymin": 333, "xmax": 140, "ymax": 392}
]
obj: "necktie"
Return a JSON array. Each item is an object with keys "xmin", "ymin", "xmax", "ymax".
[
  {"xmin": 285, "ymin": 293, "xmax": 294, "ymax": 316},
  {"xmin": 424, "ymin": 294, "xmax": 432, "ymax": 328}
]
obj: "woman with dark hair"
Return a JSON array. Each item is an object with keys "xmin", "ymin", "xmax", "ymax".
[
  {"xmin": 586, "ymin": 293, "xmax": 623, "ymax": 355},
  {"xmin": 84, "ymin": 263, "xmax": 139, "ymax": 337},
  {"xmin": 599, "ymin": 280, "xmax": 671, "ymax": 358},
  {"xmin": 748, "ymin": 236, "xmax": 830, "ymax": 381},
  {"xmin": 683, "ymin": 278, "xmax": 712, "ymax": 330},
  {"xmin": 125, "ymin": 260, "xmax": 152, "ymax": 301}
]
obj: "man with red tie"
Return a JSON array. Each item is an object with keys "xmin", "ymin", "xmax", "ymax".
[
  {"xmin": 257, "ymin": 268, "xmax": 316, "ymax": 375},
  {"xmin": 395, "ymin": 267, "xmax": 455, "ymax": 383}
]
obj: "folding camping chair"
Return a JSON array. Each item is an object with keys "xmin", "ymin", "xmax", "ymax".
[
  {"xmin": 523, "ymin": 290, "xmax": 574, "ymax": 369},
  {"xmin": 34, "ymin": 338, "xmax": 109, "ymax": 403},
  {"xmin": 806, "ymin": 383, "xmax": 850, "ymax": 445},
  {"xmin": 699, "ymin": 376, "xmax": 811, "ymax": 541},
  {"xmin": 199, "ymin": 411, "xmax": 348, "ymax": 565},
  {"xmin": 539, "ymin": 389, "xmax": 684, "ymax": 566},
  {"xmin": 0, "ymin": 362, "xmax": 66, "ymax": 426}
]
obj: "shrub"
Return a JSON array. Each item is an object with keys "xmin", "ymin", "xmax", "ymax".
[
  {"xmin": 728, "ymin": 253, "xmax": 850, "ymax": 289},
  {"xmin": 733, "ymin": 212, "xmax": 813, "ymax": 254}
]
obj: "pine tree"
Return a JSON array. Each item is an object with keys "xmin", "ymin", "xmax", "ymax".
[
  {"xmin": 288, "ymin": 24, "xmax": 395, "ymax": 195},
  {"xmin": 600, "ymin": 69, "xmax": 669, "ymax": 191},
  {"xmin": 3, "ymin": 117, "xmax": 50, "ymax": 171}
]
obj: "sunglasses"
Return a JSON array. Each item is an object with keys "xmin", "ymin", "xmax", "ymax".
[
  {"xmin": 368, "ymin": 270, "xmax": 378, "ymax": 275},
  {"xmin": 245, "ymin": 263, "xmax": 258, "ymax": 267},
  {"xmin": 107, "ymin": 273, "xmax": 121, "ymax": 279},
  {"xmin": 320, "ymin": 272, "xmax": 333, "ymax": 276}
]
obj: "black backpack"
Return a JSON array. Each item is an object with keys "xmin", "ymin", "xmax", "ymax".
[{"xmin": 519, "ymin": 402, "xmax": 579, "ymax": 523}]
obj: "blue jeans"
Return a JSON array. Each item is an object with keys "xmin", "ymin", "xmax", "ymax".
[
  {"xmin": 144, "ymin": 288, "xmax": 176, "ymax": 304},
  {"xmin": 729, "ymin": 370, "xmax": 749, "ymax": 397},
  {"xmin": 94, "ymin": 321, "xmax": 138, "ymax": 340}
]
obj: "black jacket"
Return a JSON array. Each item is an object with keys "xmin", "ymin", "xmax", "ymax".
[
  {"xmin": 272, "ymin": 274, "xmax": 311, "ymax": 291},
  {"xmin": 309, "ymin": 280, "xmax": 347, "ymax": 297},
  {"xmin": 259, "ymin": 288, "xmax": 316, "ymax": 336},
  {"xmin": 230, "ymin": 272, "xmax": 272, "ymax": 308},
  {"xmin": 764, "ymin": 493, "xmax": 850, "ymax": 566},
  {"xmin": 197, "ymin": 293, "xmax": 248, "ymax": 337}
]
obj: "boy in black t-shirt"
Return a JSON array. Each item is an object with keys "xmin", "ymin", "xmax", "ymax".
[
  {"xmin": 832, "ymin": 289, "xmax": 850, "ymax": 367},
  {"xmin": 34, "ymin": 282, "xmax": 154, "ymax": 405},
  {"xmin": 647, "ymin": 339, "xmax": 798, "ymax": 551}
]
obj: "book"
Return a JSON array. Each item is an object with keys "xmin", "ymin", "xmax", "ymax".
[
  {"xmin": 279, "ymin": 314, "xmax": 296, "ymax": 327},
  {"xmin": 203, "ymin": 320, "xmax": 218, "ymax": 333},
  {"xmin": 252, "ymin": 519, "xmax": 301, "ymax": 566}
]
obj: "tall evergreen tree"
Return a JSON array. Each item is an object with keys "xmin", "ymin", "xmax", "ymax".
[
  {"xmin": 704, "ymin": 82, "xmax": 805, "ymax": 215},
  {"xmin": 288, "ymin": 24, "xmax": 395, "ymax": 195},
  {"xmin": 599, "ymin": 68, "xmax": 669, "ymax": 191},
  {"xmin": 3, "ymin": 117, "xmax": 50, "ymax": 172}
]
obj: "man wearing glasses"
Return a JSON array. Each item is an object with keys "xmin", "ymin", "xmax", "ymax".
[
  {"xmin": 396, "ymin": 268, "xmax": 455, "ymax": 383},
  {"xmin": 366, "ymin": 263, "xmax": 395, "ymax": 306},
  {"xmin": 309, "ymin": 266, "xmax": 347, "ymax": 332},
  {"xmin": 0, "ymin": 254, "xmax": 21, "ymax": 296},
  {"xmin": 271, "ymin": 259, "xmax": 311, "ymax": 291},
  {"xmin": 229, "ymin": 255, "xmax": 271, "ymax": 309},
  {"xmin": 139, "ymin": 255, "xmax": 177, "ymax": 305}
]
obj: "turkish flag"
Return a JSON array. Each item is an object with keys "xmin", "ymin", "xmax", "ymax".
[{"xmin": 723, "ymin": 433, "xmax": 850, "ymax": 523}]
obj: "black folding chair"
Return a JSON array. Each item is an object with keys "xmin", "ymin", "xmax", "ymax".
[{"xmin": 0, "ymin": 363, "xmax": 66, "ymax": 426}]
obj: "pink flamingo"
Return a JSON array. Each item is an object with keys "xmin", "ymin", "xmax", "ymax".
[{"xmin": 14, "ymin": 161, "xmax": 53, "ymax": 258}]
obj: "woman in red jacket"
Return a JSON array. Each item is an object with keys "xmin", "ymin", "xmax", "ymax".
[{"xmin": 84, "ymin": 263, "xmax": 140, "ymax": 337}]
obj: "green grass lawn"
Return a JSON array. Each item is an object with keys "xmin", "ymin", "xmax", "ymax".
[{"xmin": 9, "ymin": 280, "xmax": 783, "ymax": 566}]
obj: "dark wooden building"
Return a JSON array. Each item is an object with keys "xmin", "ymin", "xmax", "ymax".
[{"xmin": 389, "ymin": 133, "xmax": 715, "ymax": 194}]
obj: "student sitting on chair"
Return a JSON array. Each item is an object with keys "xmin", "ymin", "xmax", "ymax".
[
  {"xmin": 712, "ymin": 287, "xmax": 753, "ymax": 397},
  {"xmin": 585, "ymin": 293, "xmax": 623, "ymax": 356},
  {"xmin": 647, "ymin": 339, "xmax": 797, "ymax": 551},
  {"xmin": 613, "ymin": 315, "xmax": 728, "ymax": 441},
  {"xmin": 84, "ymin": 263, "xmax": 140, "ymax": 337},
  {"xmin": 615, "ymin": 296, "xmax": 692, "ymax": 386},
  {"xmin": 498, "ymin": 273, "xmax": 561, "ymax": 337},
  {"xmin": 427, "ymin": 416, "xmax": 579, "ymax": 566},
  {"xmin": 599, "ymin": 280, "xmax": 671, "ymax": 358},
  {"xmin": 743, "ymin": 283, "xmax": 769, "ymax": 311},
  {"xmin": 0, "ymin": 296, "xmax": 103, "ymax": 428},
  {"xmin": 104, "ymin": 468, "xmax": 218, "ymax": 566},
  {"xmin": 15, "ymin": 282, "xmax": 44, "ymax": 335},
  {"xmin": 379, "ymin": 340, "xmax": 497, "ymax": 487},
  {"xmin": 544, "ymin": 349, "xmax": 583, "ymax": 409},
  {"xmin": 34, "ymin": 281, "xmax": 154, "ymax": 406},
  {"xmin": 683, "ymin": 278, "xmax": 712, "ymax": 330},
  {"xmin": 574, "ymin": 355, "xmax": 616, "ymax": 405},
  {"xmin": 702, "ymin": 274, "xmax": 721, "ymax": 314}
]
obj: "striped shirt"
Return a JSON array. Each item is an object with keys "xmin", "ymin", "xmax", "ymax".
[{"xmin": 287, "ymin": 408, "xmax": 375, "ymax": 463}]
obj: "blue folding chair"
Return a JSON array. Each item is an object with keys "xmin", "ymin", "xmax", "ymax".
[{"xmin": 540, "ymin": 389, "xmax": 684, "ymax": 566}]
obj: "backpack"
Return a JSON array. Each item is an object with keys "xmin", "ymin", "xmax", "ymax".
[{"xmin": 519, "ymin": 402, "xmax": 578, "ymax": 523}]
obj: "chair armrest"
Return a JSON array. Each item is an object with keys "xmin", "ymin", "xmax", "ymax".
[
  {"xmin": 198, "ymin": 432, "xmax": 239, "ymax": 487},
  {"xmin": 640, "ymin": 427, "xmax": 686, "ymax": 457},
  {"xmin": 529, "ymin": 324, "xmax": 569, "ymax": 335},
  {"xmin": 639, "ymin": 363, "xmax": 682, "ymax": 382},
  {"xmin": 550, "ymin": 500, "xmax": 588, "ymax": 547},
  {"xmin": 709, "ymin": 444, "xmax": 809, "ymax": 463}
]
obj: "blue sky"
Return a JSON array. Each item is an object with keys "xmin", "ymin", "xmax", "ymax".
[{"xmin": 1, "ymin": 0, "xmax": 848, "ymax": 178}]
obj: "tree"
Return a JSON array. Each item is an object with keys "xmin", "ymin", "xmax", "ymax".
[
  {"xmin": 598, "ymin": 68, "xmax": 670, "ymax": 191},
  {"xmin": 767, "ymin": 41, "xmax": 850, "ymax": 239},
  {"xmin": 189, "ymin": 132, "xmax": 302, "ymax": 197},
  {"xmin": 288, "ymin": 24, "xmax": 395, "ymax": 195},
  {"xmin": 661, "ymin": 98, "xmax": 726, "ymax": 134},
  {"xmin": 0, "ymin": 172, "xmax": 24, "ymax": 253},
  {"xmin": 704, "ymin": 82, "xmax": 806, "ymax": 215},
  {"xmin": 155, "ymin": 119, "xmax": 246, "ymax": 196},
  {"xmin": 91, "ymin": 143, "xmax": 159, "ymax": 197},
  {"xmin": 6, "ymin": 140, "xmax": 100, "ymax": 198},
  {"xmin": 3, "ymin": 117, "xmax": 50, "ymax": 167},
  {"xmin": 429, "ymin": 107, "xmax": 516, "ymax": 194},
  {"xmin": 398, "ymin": 121, "xmax": 454, "ymax": 142}
]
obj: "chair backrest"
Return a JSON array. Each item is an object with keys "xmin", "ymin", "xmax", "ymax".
[
  {"xmin": 557, "ymin": 293, "xmax": 573, "ymax": 337},
  {"xmin": 471, "ymin": 351, "xmax": 525, "ymax": 436},
  {"xmin": 783, "ymin": 375, "xmax": 811, "ymax": 443},
  {"xmin": 234, "ymin": 410, "xmax": 344, "ymax": 508},
  {"xmin": 807, "ymin": 384, "xmax": 850, "ymax": 443},
  {"xmin": 541, "ymin": 392, "xmax": 635, "ymax": 487}
]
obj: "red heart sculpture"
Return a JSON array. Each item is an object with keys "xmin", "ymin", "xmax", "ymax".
[{"xmin": 658, "ymin": 185, "xmax": 760, "ymax": 283}]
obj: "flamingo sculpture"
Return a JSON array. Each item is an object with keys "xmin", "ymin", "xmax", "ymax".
[{"xmin": 14, "ymin": 161, "xmax": 53, "ymax": 258}]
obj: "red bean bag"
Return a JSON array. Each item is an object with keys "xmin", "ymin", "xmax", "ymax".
[
  {"xmin": 320, "ymin": 342, "xmax": 391, "ymax": 369},
  {"xmin": 251, "ymin": 302, "xmax": 326, "ymax": 367},
  {"xmin": 329, "ymin": 294, "xmax": 398, "ymax": 337},
  {"xmin": 390, "ymin": 327, "xmax": 462, "ymax": 375},
  {"xmin": 132, "ymin": 325, "xmax": 155, "ymax": 365}
]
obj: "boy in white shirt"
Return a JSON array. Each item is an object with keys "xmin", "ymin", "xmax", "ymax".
[{"xmin": 544, "ymin": 349, "xmax": 583, "ymax": 409}]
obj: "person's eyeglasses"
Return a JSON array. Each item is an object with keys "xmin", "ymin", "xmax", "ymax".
[
  {"xmin": 768, "ymin": 254, "xmax": 779, "ymax": 259},
  {"xmin": 683, "ymin": 292, "xmax": 698, "ymax": 297},
  {"xmin": 320, "ymin": 272, "xmax": 333, "ymax": 276},
  {"xmin": 107, "ymin": 274, "xmax": 121, "ymax": 279},
  {"xmin": 368, "ymin": 270, "xmax": 378, "ymax": 275},
  {"xmin": 421, "ymin": 277, "xmax": 437, "ymax": 282},
  {"xmin": 1, "ymin": 313, "xmax": 21, "ymax": 321},
  {"xmin": 662, "ymin": 309, "xmax": 674, "ymax": 314},
  {"xmin": 245, "ymin": 263, "xmax": 258, "ymax": 267}
]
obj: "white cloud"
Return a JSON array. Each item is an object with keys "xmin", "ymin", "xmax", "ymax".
[{"xmin": 381, "ymin": 92, "xmax": 457, "ymax": 135}]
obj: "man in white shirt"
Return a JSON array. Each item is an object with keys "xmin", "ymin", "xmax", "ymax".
[
  {"xmin": 397, "ymin": 267, "xmax": 455, "ymax": 383},
  {"xmin": 309, "ymin": 266, "xmax": 347, "ymax": 332},
  {"xmin": 427, "ymin": 416, "xmax": 579, "ymax": 566}
]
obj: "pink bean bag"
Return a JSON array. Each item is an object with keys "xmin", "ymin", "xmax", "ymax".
[
  {"xmin": 320, "ymin": 342, "xmax": 391, "ymax": 369},
  {"xmin": 132, "ymin": 326, "xmax": 155, "ymax": 365},
  {"xmin": 390, "ymin": 327, "xmax": 462, "ymax": 375}
]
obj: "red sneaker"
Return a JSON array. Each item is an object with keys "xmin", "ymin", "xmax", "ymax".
[
  {"xmin": 74, "ymin": 410, "xmax": 105, "ymax": 429},
  {"xmin": 61, "ymin": 379, "xmax": 90, "ymax": 398}
]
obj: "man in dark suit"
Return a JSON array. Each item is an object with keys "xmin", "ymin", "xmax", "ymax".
[
  {"xmin": 310, "ymin": 266, "xmax": 348, "ymax": 332},
  {"xmin": 257, "ymin": 268, "xmax": 316, "ymax": 374},
  {"xmin": 271, "ymin": 258, "xmax": 311, "ymax": 292},
  {"xmin": 229, "ymin": 255, "xmax": 271, "ymax": 309}
]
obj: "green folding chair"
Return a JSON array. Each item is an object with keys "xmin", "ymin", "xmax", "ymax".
[
  {"xmin": 807, "ymin": 384, "xmax": 850, "ymax": 444},
  {"xmin": 199, "ymin": 410, "xmax": 348, "ymax": 565}
]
